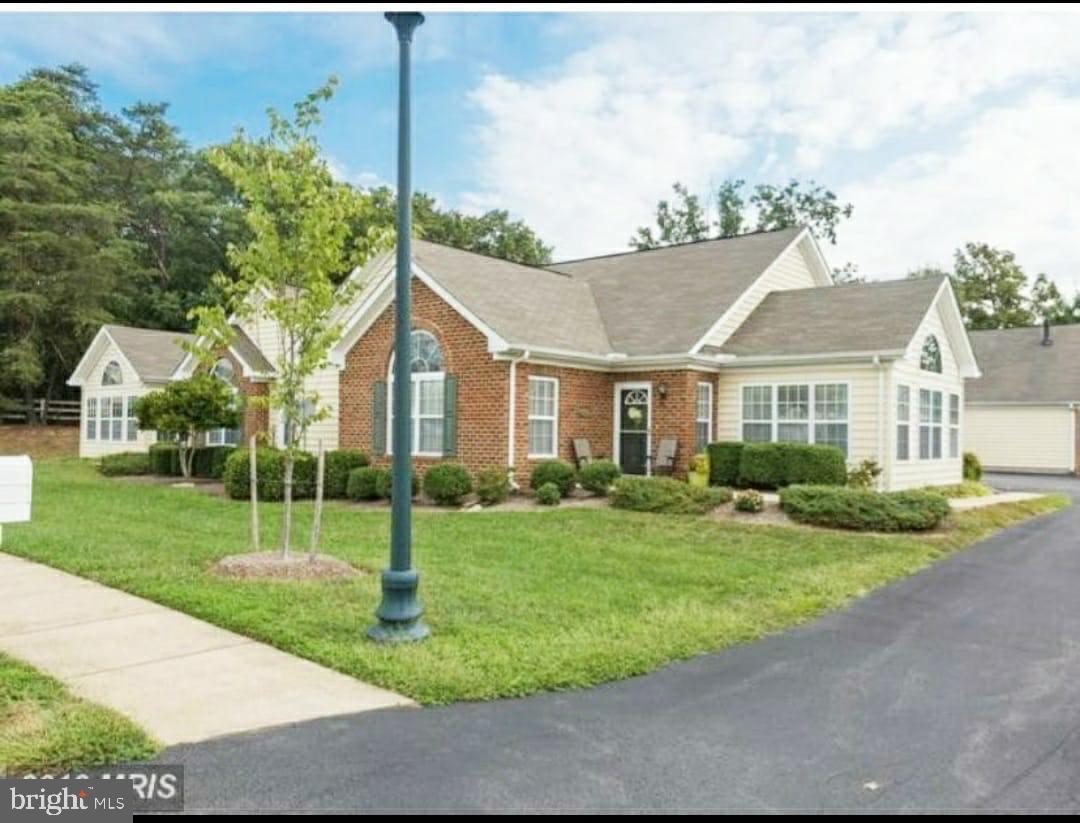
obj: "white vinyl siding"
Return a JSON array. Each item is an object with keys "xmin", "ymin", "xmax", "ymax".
[
  {"xmin": 527, "ymin": 376, "xmax": 559, "ymax": 458},
  {"xmin": 965, "ymin": 405, "xmax": 1076, "ymax": 473},
  {"xmin": 77, "ymin": 337, "xmax": 160, "ymax": 458}
]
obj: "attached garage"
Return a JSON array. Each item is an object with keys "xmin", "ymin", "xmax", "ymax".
[{"xmin": 966, "ymin": 325, "xmax": 1080, "ymax": 475}]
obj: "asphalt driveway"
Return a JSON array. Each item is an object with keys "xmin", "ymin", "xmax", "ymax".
[{"xmin": 163, "ymin": 474, "xmax": 1080, "ymax": 812}]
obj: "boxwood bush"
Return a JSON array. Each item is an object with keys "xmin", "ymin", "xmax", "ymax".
[
  {"xmin": 346, "ymin": 466, "xmax": 383, "ymax": 501},
  {"xmin": 423, "ymin": 463, "xmax": 473, "ymax": 506},
  {"xmin": 529, "ymin": 460, "xmax": 576, "ymax": 497},
  {"xmin": 223, "ymin": 448, "xmax": 316, "ymax": 501},
  {"xmin": 737, "ymin": 443, "xmax": 847, "ymax": 489},
  {"xmin": 610, "ymin": 476, "xmax": 732, "ymax": 515},
  {"xmin": 191, "ymin": 446, "xmax": 231, "ymax": 479},
  {"xmin": 707, "ymin": 442, "xmax": 743, "ymax": 487},
  {"xmin": 148, "ymin": 442, "xmax": 181, "ymax": 476},
  {"xmin": 963, "ymin": 451, "xmax": 983, "ymax": 481},
  {"xmin": 780, "ymin": 485, "xmax": 950, "ymax": 532},
  {"xmin": 578, "ymin": 459, "xmax": 621, "ymax": 495},
  {"xmin": 535, "ymin": 481, "xmax": 561, "ymax": 506},
  {"xmin": 324, "ymin": 449, "xmax": 369, "ymax": 498},
  {"xmin": 474, "ymin": 468, "xmax": 511, "ymax": 506},
  {"xmin": 375, "ymin": 467, "xmax": 419, "ymax": 500},
  {"xmin": 98, "ymin": 452, "xmax": 150, "ymax": 476}
]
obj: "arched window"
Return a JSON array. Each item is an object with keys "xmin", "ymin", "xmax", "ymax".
[
  {"xmin": 920, "ymin": 335, "xmax": 943, "ymax": 373},
  {"xmin": 388, "ymin": 330, "xmax": 445, "ymax": 455},
  {"xmin": 102, "ymin": 361, "xmax": 123, "ymax": 386},
  {"xmin": 207, "ymin": 357, "xmax": 241, "ymax": 446}
]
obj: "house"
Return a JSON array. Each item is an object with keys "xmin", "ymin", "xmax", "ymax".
[
  {"xmin": 68, "ymin": 226, "xmax": 981, "ymax": 490},
  {"xmin": 67, "ymin": 325, "xmax": 195, "ymax": 458},
  {"xmin": 964, "ymin": 323, "xmax": 1080, "ymax": 474}
]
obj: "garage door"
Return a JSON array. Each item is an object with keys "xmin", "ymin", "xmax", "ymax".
[{"xmin": 964, "ymin": 404, "xmax": 1075, "ymax": 473}]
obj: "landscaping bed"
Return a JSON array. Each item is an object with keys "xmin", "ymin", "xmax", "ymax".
[{"xmin": 4, "ymin": 460, "xmax": 1067, "ymax": 705}]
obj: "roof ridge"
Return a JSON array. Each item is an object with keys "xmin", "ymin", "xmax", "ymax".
[
  {"xmin": 548, "ymin": 225, "xmax": 805, "ymax": 267},
  {"xmin": 761, "ymin": 274, "xmax": 945, "ymax": 298},
  {"xmin": 413, "ymin": 237, "xmax": 573, "ymax": 279},
  {"xmin": 106, "ymin": 323, "xmax": 196, "ymax": 337}
]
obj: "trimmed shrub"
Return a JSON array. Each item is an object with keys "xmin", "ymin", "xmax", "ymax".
[
  {"xmin": 423, "ymin": 463, "xmax": 473, "ymax": 506},
  {"xmin": 475, "ymin": 468, "xmax": 511, "ymax": 506},
  {"xmin": 325, "ymin": 449, "xmax": 369, "ymax": 499},
  {"xmin": 375, "ymin": 467, "xmax": 419, "ymax": 500},
  {"xmin": 963, "ymin": 451, "xmax": 983, "ymax": 481},
  {"xmin": 579, "ymin": 459, "xmax": 621, "ymax": 495},
  {"xmin": 222, "ymin": 448, "xmax": 316, "ymax": 502},
  {"xmin": 707, "ymin": 442, "xmax": 743, "ymax": 487},
  {"xmin": 346, "ymin": 466, "xmax": 383, "ymax": 501},
  {"xmin": 610, "ymin": 476, "xmax": 732, "ymax": 515},
  {"xmin": 530, "ymin": 460, "xmax": 576, "ymax": 497},
  {"xmin": 734, "ymin": 489, "xmax": 764, "ymax": 513},
  {"xmin": 847, "ymin": 459, "xmax": 883, "ymax": 490},
  {"xmin": 191, "ymin": 446, "xmax": 231, "ymax": 479},
  {"xmin": 98, "ymin": 452, "xmax": 150, "ymax": 477},
  {"xmin": 148, "ymin": 443, "xmax": 181, "ymax": 476},
  {"xmin": 737, "ymin": 442, "xmax": 846, "ymax": 489},
  {"xmin": 780, "ymin": 485, "xmax": 950, "ymax": 532},
  {"xmin": 535, "ymin": 482, "xmax": 561, "ymax": 506}
]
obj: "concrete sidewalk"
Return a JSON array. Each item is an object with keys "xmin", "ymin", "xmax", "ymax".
[{"xmin": 0, "ymin": 553, "xmax": 413, "ymax": 745}]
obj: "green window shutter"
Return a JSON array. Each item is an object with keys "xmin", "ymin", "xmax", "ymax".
[
  {"xmin": 372, "ymin": 380, "xmax": 387, "ymax": 456},
  {"xmin": 443, "ymin": 375, "xmax": 458, "ymax": 457}
]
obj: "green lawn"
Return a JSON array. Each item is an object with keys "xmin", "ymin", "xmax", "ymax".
[
  {"xmin": 0, "ymin": 653, "xmax": 157, "ymax": 776},
  {"xmin": 3, "ymin": 460, "xmax": 1068, "ymax": 705}
]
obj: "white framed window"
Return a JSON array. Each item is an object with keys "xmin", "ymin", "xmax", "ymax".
[
  {"xmin": 99, "ymin": 394, "xmax": 114, "ymax": 441},
  {"xmin": 528, "ymin": 376, "xmax": 559, "ymax": 457},
  {"xmin": 919, "ymin": 389, "xmax": 943, "ymax": 460},
  {"xmin": 206, "ymin": 357, "xmax": 241, "ymax": 447},
  {"xmin": 741, "ymin": 385, "xmax": 773, "ymax": 442},
  {"xmin": 740, "ymin": 382, "xmax": 850, "ymax": 457},
  {"xmin": 896, "ymin": 385, "xmax": 911, "ymax": 461},
  {"xmin": 388, "ymin": 330, "xmax": 446, "ymax": 457},
  {"xmin": 949, "ymin": 393, "xmax": 960, "ymax": 459},
  {"xmin": 695, "ymin": 382, "xmax": 714, "ymax": 452},
  {"xmin": 777, "ymin": 384, "xmax": 810, "ymax": 443},
  {"xmin": 102, "ymin": 361, "xmax": 123, "ymax": 386},
  {"xmin": 110, "ymin": 396, "xmax": 123, "ymax": 441},
  {"xmin": 86, "ymin": 397, "xmax": 97, "ymax": 440},
  {"xmin": 125, "ymin": 396, "xmax": 138, "ymax": 441}
]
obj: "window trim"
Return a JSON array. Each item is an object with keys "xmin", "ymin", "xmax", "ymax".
[
  {"xmin": 695, "ymin": 381, "xmax": 714, "ymax": 453},
  {"xmin": 386, "ymin": 350, "xmax": 446, "ymax": 458},
  {"xmin": 738, "ymin": 381, "xmax": 852, "ymax": 457},
  {"xmin": 527, "ymin": 376, "xmax": 560, "ymax": 459}
]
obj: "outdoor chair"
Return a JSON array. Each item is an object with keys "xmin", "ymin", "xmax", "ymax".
[
  {"xmin": 652, "ymin": 437, "xmax": 678, "ymax": 476},
  {"xmin": 573, "ymin": 438, "xmax": 593, "ymax": 469}
]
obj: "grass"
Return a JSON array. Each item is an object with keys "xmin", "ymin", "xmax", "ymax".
[
  {"xmin": 0, "ymin": 653, "xmax": 157, "ymax": 776},
  {"xmin": 2, "ymin": 460, "xmax": 1068, "ymax": 705},
  {"xmin": 923, "ymin": 480, "xmax": 994, "ymax": 498}
]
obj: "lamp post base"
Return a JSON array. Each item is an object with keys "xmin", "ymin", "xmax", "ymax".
[{"xmin": 367, "ymin": 568, "xmax": 429, "ymax": 644}]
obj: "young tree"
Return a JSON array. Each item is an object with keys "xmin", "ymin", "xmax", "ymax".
[
  {"xmin": 190, "ymin": 79, "xmax": 383, "ymax": 558},
  {"xmin": 134, "ymin": 374, "xmax": 239, "ymax": 478},
  {"xmin": 951, "ymin": 243, "xmax": 1035, "ymax": 330}
]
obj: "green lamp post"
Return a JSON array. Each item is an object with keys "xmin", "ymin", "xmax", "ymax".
[{"xmin": 369, "ymin": 10, "xmax": 429, "ymax": 643}]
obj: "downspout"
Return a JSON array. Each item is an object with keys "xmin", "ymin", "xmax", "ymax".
[
  {"xmin": 507, "ymin": 350, "xmax": 529, "ymax": 490},
  {"xmin": 874, "ymin": 355, "xmax": 887, "ymax": 490}
]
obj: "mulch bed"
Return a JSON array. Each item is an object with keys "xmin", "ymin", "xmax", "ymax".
[{"xmin": 211, "ymin": 551, "xmax": 365, "ymax": 581}]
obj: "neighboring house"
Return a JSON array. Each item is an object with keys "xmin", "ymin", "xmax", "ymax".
[
  {"xmin": 66, "ymin": 325, "xmax": 195, "ymax": 458},
  {"xmin": 68, "ymin": 226, "xmax": 981, "ymax": 490},
  {"xmin": 965, "ymin": 323, "xmax": 1080, "ymax": 474}
]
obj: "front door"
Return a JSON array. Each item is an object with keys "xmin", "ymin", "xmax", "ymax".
[{"xmin": 616, "ymin": 384, "xmax": 651, "ymax": 475}]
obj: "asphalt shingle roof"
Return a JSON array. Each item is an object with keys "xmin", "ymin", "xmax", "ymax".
[
  {"xmin": 967, "ymin": 325, "xmax": 1080, "ymax": 403},
  {"xmin": 104, "ymin": 325, "xmax": 195, "ymax": 383},
  {"xmin": 547, "ymin": 227, "xmax": 805, "ymax": 355},
  {"xmin": 713, "ymin": 275, "xmax": 947, "ymax": 358}
]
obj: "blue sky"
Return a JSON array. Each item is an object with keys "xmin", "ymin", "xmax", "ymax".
[{"xmin": 4, "ymin": 10, "xmax": 1080, "ymax": 291}]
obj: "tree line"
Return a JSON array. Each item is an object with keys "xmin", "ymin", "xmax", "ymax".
[
  {"xmin": 635, "ymin": 181, "xmax": 1080, "ymax": 330},
  {"xmin": 0, "ymin": 65, "xmax": 552, "ymax": 405}
]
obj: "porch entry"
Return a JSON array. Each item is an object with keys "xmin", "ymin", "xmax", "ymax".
[{"xmin": 614, "ymin": 382, "xmax": 651, "ymax": 475}]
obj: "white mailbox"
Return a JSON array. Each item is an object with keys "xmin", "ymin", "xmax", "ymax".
[{"xmin": 0, "ymin": 456, "xmax": 32, "ymax": 544}]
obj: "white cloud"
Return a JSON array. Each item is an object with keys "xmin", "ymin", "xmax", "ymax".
[
  {"xmin": 837, "ymin": 90, "xmax": 1080, "ymax": 293},
  {"xmin": 464, "ymin": 12, "xmax": 1080, "ymax": 264}
]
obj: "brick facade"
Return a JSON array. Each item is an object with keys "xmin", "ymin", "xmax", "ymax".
[
  {"xmin": 338, "ymin": 278, "xmax": 717, "ymax": 484},
  {"xmin": 207, "ymin": 349, "xmax": 270, "ymax": 445}
]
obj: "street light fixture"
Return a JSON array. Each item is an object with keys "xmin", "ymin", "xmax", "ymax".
[{"xmin": 369, "ymin": 11, "xmax": 429, "ymax": 643}]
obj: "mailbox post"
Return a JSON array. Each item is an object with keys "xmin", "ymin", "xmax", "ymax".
[{"xmin": 0, "ymin": 456, "xmax": 32, "ymax": 547}]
